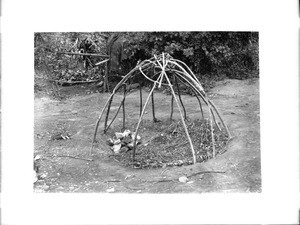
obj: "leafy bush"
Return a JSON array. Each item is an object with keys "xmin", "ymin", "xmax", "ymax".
[
  {"xmin": 34, "ymin": 32, "xmax": 107, "ymax": 81},
  {"xmin": 121, "ymin": 32, "xmax": 259, "ymax": 79},
  {"xmin": 34, "ymin": 32, "xmax": 259, "ymax": 88}
]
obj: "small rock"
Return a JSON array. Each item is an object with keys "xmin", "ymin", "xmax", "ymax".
[
  {"xmin": 125, "ymin": 175, "xmax": 134, "ymax": 180},
  {"xmin": 198, "ymin": 174, "xmax": 204, "ymax": 179},
  {"xmin": 187, "ymin": 181, "xmax": 194, "ymax": 184},
  {"xmin": 177, "ymin": 160, "xmax": 183, "ymax": 166},
  {"xmin": 122, "ymin": 129, "xmax": 131, "ymax": 137},
  {"xmin": 122, "ymin": 136, "xmax": 131, "ymax": 144},
  {"xmin": 34, "ymin": 155, "xmax": 41, "ymax": 160},
  {"xmin": 111, "ymin": 143, "xmax": 122, "ymax": 153},
  {"xmin": 131, "ymin": 132, "xmax": 141, "ymax": 141},
  {"xmin": 96, "ymin": 81, "xmax": 103, "ymax": 87},
  {"xmin": 179, "ymin": 176, "xmax": 188, "ymax": 183},
  {"xmin": 43, "ymin": 185, "xmax": 50, "ymax": 191},
  {"xmin": 115, "ymin": 132, "xmax": 124, "ymax": 139},
  {"xmin": 120, "ymin": 146, "xmax": 129, "ymax": 153},
  {"xmin": 113, "ymin": 139, "xmax": 121, "ymax": 145},
  {"xmin": 106, "ymin": 187, "xmax": 115, "ymax": 193},
  {"xmin": 106, "ymin": 138, "xmax": 114, "ymax": 146},
  {"xmin": 40, "ymin": 173, "xmax": 47, "ymax": 179},
  {"xmin": 127, "ymin": 142, "xmax": 134, "ymax": 149},
  {"xmin": 33, "ymin": 170, "xmax": 38, "ymax": 183}
]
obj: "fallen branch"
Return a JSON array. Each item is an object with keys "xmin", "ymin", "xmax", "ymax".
[
  {"xmin": 55, "ymin": 154, "xmax": 93, "ymax": 161},
  {"xmin": 57, "ymin": 51, "xmax": 109, "ymax": 58},
  {"xmin": 57, "ymin": 79, "xmax": 102, "ymax": 85},
  {"xmin": 124, "ymin": 185, "xmax": 146, "ymax": 191},
  {"xmin": 186, "ymin": 170, "xmax": 226, "ymax": 179},
  {"xmin": 154, "ymin": 170, "xmax": 226, "ymax": 184},
  {"xmin": 35, "ymin": 76, "xmax": 102, "ymax": 85},
  {"xmin": 95, "ymin": 58, "xmax": 110, "ymax": 66},
  {"xmin": 104, "ymin": 180, "xmax": 121, "ymax": 183}
]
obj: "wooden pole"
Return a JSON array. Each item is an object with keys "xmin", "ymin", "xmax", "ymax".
[
  {"xmin": 173, "ymin": 70, "xmax": 230, "ymax": 136},
  {"xmin": 208, "ymin": 99, "xmax": 231, "ymax": 138},
  {"xmin": 175, "ymin": 75, "xmax": 204, "ymax": 120},
  {"xmin": 90, "ymin": 66, "xmax": 140, "ymax": 155},
  {"xmin": 95, "ymin": 59, "xmax": 110, "ymax": 66},
  {"xmin": 104, "ymin": 81, "xmax": 134, "ymax": 132},
  {"xmin": 103, "ymin": 62, "xmax": 108, "ymax": 92},
  {"xmin": 170, "ymin": 94, "xmax": 174, "ymax": 121},
  {"xmin": 207, "ymin": 98, "xmax": 216, "ymax": 158},
  {"xmin": 122, "ymin": 83, "xmax": 126, "ymax": 130},
  {"xmin": 57, "ymin": 51, "xmax": 109, "ymax": 58},
  {"xmin": 164, "ymin": 73, "xmax": 197, "ymax": 164},
  {"xmin": 151, "ymin": 66, "xmax": 158, "ymax": 122},
  {"xmin": 174, "ymin": 75, "xmax": 187, "ymax": 120},
  {"xmin": 132, "ymin": 75, "xmax": 161, "ymax": 160},
  {"xmin": 104, "ymin": 95, "xmax": 114, "ymax": 133},
  {"xmin": 139, "ymin": 80, "xmax": 143, "ymax": 116}
]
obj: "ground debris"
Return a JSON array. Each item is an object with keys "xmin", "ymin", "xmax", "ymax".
[
  {"xmin": 109, "ymin": 119, "xmax": 229, "ymax": 169},
  {"xmin": 107, "ymin": 129, "xmax": 141, "ymax": 153}
]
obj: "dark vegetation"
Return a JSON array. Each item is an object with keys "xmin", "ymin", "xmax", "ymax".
[{"xmin": 34, "ymin": 32, "xmax": 259, "ymax": 92}]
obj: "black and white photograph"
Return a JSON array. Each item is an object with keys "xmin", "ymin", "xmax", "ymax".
[
  {"xmin": 1, "ymin": 0, "xmax": 299, "ymax": 224},
  {"xmin": 34, "ymin": 31, "xmax": 261, "ymax": 193}
]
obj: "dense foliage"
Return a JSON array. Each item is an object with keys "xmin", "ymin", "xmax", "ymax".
[
  {"xmin": 34, "ymin": 32, "xmax": 259, "ymax": 86},
  {"xmin": 121, "ymin": 32, "xmax": 259, "ymax": 79},
  {"xmin": 34, "ymin": 32, "xmax": 108, "ymax": 81}
]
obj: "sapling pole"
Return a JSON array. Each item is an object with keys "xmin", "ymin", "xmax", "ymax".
[
  {"xmin": 132, "ymin": 74, "xmax": 162, "ymax": 160},
  {"xmin": 139, "ymin": 80, "xmax": 143, "ymax": 116},
  {"xmin": 174, "ymin": 75, "xmax": 187, "ymax": 120},
  {"xmin": 164, "ymin": 73, "xmax": 197, "ymax": 164},
  {"xmin": 95, "ymin": 59, "xmax": 110, "ymax": 66},
  {"xmin": 103, "ymin": 62, "xmax": 109, "ymax": 93},
  {"xmin": 207, "ymin": 100, "xmax": 216, "ymax": 158},
  {"xmin": 151, "ymin": 89, "xmax": 157, "ymax": 122},
  {"xmin": 122, "ymin": 83, "xmax": 126, "ymax": 130},
  {"xmin": 170, "ymin": 76, "xmax": 175, "ymax": 121},
  {"xmin": 207, "ymin": 99, "xmax": 231, "ymax": 138},
  {"xmin": 104, "ymin": 97, "xmax": 123, "ymax": 133},
  {"xmin": 176, "ymin": 74, "xmax": 205, "ymax": 120},
  {"xmin": 199, "ymin": 97, "xmax": 204, "ymax": 119},
  {"xmin": 89, "ymin": 94, "xmax": 114, "ymax": 156},
  {"xmin": 57, "ymin": 51, "xmax": 109, "ymax": 58},
  {"xmin": 174, "ymin": 70, "xmax": 228, "ymax": 134},
  {"xmin": 151, "ymin": 67, "xmax": 158, "ymax": 122},
  {"xmin": 103, "ymin": 72, "xmax": 140, "ymax": 132},
  {"xmin": 104, "ymin": 80, "xmax": 134, "ymax": 132},
  {"xmin": 211, "ymin": 109, "xmax": 221, "ymax": 131},
  {"xmin": 172, "ymin": 58, "xmax": 205, "ymax": 91},
  {"xmin": 169, "ymin": 61, "xmax": 205, "ymax": 95},
  {"xmin": 90, "ymin": 66, "xmax": 139, "ymax": 155},
  {"xmin": 104, "ymin": 95, "xmax": 114, "ymax": 133}
]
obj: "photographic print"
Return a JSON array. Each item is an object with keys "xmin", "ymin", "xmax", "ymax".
[{"xmin": 33, "ymin": 31, "xmax": 260, "ymax": 193}]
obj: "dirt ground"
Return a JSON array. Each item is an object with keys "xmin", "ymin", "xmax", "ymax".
[{"xmin": 34, "ymin": 77, "xmax": 261, "ymax": 193}]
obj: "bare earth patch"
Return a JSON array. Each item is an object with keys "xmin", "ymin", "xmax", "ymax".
[{"xmin": 34, "ymin": 78, "xmax": 260, "ymax": 193}]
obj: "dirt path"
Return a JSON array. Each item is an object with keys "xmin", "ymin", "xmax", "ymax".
[{"xmin": 34, "ymin": 78, "xmax": 260, "ymax": 193}]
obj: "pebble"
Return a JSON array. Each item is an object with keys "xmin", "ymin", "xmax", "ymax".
[
  {"xmin": 179, "ymin": 176, "xmax": 189, "ymax": 183},
  {"xmin": 106, "ymin": 187, "xmax": 115, "ymax": 193},
  {"xmin": 43, "ymin": 185, "xmax": 50, "ymax": 191}
]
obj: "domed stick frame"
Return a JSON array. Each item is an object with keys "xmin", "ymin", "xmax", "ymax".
[{"xmin": 90, "ymin": 53, "xmax": 231, "ymax": 164}]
